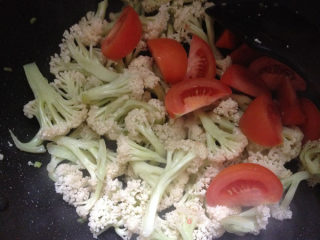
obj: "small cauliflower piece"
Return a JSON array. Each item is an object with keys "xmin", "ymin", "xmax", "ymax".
[
  {"xmin": 154, "ymin": 118, "xmax": 187, "ymax": 144},
  {"xmin": 213, "ymin": 97, "xmax": 242, "ymax": 124},
  {"xmin": 141, "ymin": 0, "xmax": 171, "ymax": 13},
  {"xmin": 246, "ymin": 126, "xmax": 304, "ymax": 178},
  {"xmin": 220, "ymin": 205, "xmax": 271, "ymax": 236},
  {"xmin": 196, "ymin": 111, "xmax": 248, "ymax": 163},
  {"xmin": 54, "ymin": 163, "xmax": 92, "ymax": 206},
  {"xmin": 69, "ymin": 0, "xmax": 109, "ymax": 46},
  {"xmin": 299, "ymin": 139, "xmax": 320, "ymax": 186}
]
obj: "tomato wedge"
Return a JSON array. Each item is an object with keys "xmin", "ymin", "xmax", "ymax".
[
  {"xmin": 239, "ymin": 94, "xmax": 283, "ymax": 147},
  {"xmin": 216, "ymin": 29, "xmax": 239, "ymax": 50},
  {"xmin": 230, "ymin": 44, "xmax": 263, "ymax": 66},
  {"xmin": 299, "ymin": 98, "xmax": 320, "ymax": 142},
  {"xmin": 277, "ymin": 79, "xmax": 305, "ymax": 126},
  {"xmin": 249, "ymin": 56, "xmax": 307, "ymax": 91},
  {"xmin": 206, "ymin": 163, "xmax": 283, "ymax": 207},
  {"xmin": 221, "ymin": 64, "xmax": 269, "ymax": 97},
  {"xmin": 148, "ymin": 38, "xmax": 188, "ymax": 84},
  {"xmin": 185, "ymin": 35, "xmax": 216, "ymax": 79},
  {"xmin": 101, "ymin": 6, "xmax": 142, "ymax": 60},
  {"xmin": 165, "ymin": 78, "xmax": 232, "ymax": 118}
]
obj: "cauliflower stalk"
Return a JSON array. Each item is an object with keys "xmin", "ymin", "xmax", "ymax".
[{"xmin": 10, "ymin": 63, "xmax": 87, "ymax": 153}]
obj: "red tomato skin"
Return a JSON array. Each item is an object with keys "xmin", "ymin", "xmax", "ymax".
[
  {"xmin": 277, "ymin": 79, "xmax": 305, "ymax": 126},
  {"xmin": 165, "ymin": 78, "xmax": 232, "ymax": 118},
  {"xmin": 249, "ymin": 56, "xmax": 307, "ymax": 91},
  {"xmin": 148, "ymin": 38, "xmax": 188, "ymax": 84},
  {"xmin": 186, "ymin": 35, "xmax": 216, "ymax": 79},
  {"xmin": 239, "ymin": 94, "xmax": 283, "ymax": 147},
  {"xmin": 101, "ymin": 6, "xmax": 142, "ymax": 60},
  {"xmin": 206, "ymin": 163, "xmax": 283, "ymax": 207},
  {"xmin": 300, "ymin": 98, "xmax": 320, "ymax": 142},
  {"xmin": 221, "ymin": 64, "xmax": 269, "ymax": 97},
  {"xmin": 216, "ymin": 29, "xmax": 239, "ymax": 50},
  {"xmin": 230, "ymin": 44, "xmax": 263, "ymax": 66}
]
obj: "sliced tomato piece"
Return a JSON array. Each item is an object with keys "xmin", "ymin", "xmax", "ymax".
[
  {"xmin": 216, "ymin": 29, "xmax": 240, "ymax": 50},
  {"xmin": 249, "ymin": 56, "xmax": 307, "ymax": 91},
  {"xmin": 101, "ymin": 6, "xmax": 142, "ymax": 60},
  {"xmin": 165, "ymin": 78, "xmax": 232, "ymax": 118},
  {"xmin": 148, "ymin": 38, "xmax": 188, "ymax": 84},
  {"xmin": 239, "ymin": 94, "xmax": 283, "ymax": 147},
  {"xmin": 277, "ymin": 79, "xmax": 305, "ymax": 125},
  {"xmin": 300, "ymin": 98, "xmax": 320, "ymax": 142},
  {"xmin": 185, "ymin": 35, "xmax": 216, "ymax": 79},
  {"xmin": 230, "ymin": 44, "xmax": 263, "ymax": 66},
  {"xmin": 206, "ymin": 163, "xmax": 283, "ymax": 207},
  {"xmin": 221, "ymin": 64, "xmax": 269, "ymax": 97}
]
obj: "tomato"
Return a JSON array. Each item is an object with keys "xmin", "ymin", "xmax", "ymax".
[
  {"xmin": 206, "ymin": 163, "xmax": 283, "ymax": 207},
  {"xmin": 185, "ymin": 35, "xmax": 216, "ymax": 79},
  {"xmin": 300, "ymin": 98, "xmax": 320, "ymax": 142},
  {"xmin": 165, "ymin": 78, "xmax": 232, "ymax": 118},
  {"xmin": 221, "ymin": 64, "xmax": 269, "ymax": 97},
  {"xmin": 101, "ymin": 6, "xmax": 142, "ymax": 60},
  {"xmin": 148, "ymin": 38, "xmax": 188, "ymax": 84},
  {"xmin": 216, "ymin": 29, "xmax": 239, "ymax": 50},
  {"xmin": 230, "ymin": 44, "xmax": 263, "ymax": 66},
  {"xmin": 249, "ymin": 56, "xmax": 307, "ymax": 91},
  {"xmin": 239, "ymin": 94, "xmax": 283, "ymax": 147},
  {"xmin": 277, "ymin": 79, "xmax": 305, "ymax": 126}
]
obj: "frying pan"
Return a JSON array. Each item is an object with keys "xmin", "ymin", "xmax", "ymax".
[{"xmin": 0, "ymin": 0, "xmax": 320, "ymax": 239}]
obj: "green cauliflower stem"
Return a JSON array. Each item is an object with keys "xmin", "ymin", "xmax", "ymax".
[
  {"xmin": 299, "ymin": 139, "xmax": 320, "ymax": 185},
  {"xmin": 10, "ymin": 63, "xmax": 87, "ymax": 153},
  {"xmin": 81, "ymin": 69, "xmax": 144, "ymax": 104},
  {"xmin": 197, "ymin": 111, "xmax": 248, "ymax": 163},
  {"xmin": 141, "ymin": 140, "xmax": 207, "ymax": 237}
]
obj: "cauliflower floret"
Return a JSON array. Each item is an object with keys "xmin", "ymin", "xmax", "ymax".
[
  {"xmin": 128, "ymin": 55, "xmax": 161, "ymax": 90},
  {"xmin": 141, "ymin": 4, "xmax": 170, "ymax": 40},
  {"xmin": 246, "ymin": 127, "xmax": 304, "ymax": 178},
  {"xmin": 141, "ymin": 0, "xmax": 170, "ymax": 13},
  {"xmin": 54, "ymin": 163, "xmax": 92, "ymax": 206},
  {"xmin": 216, "ymin": 56, "xmax": 232, "ymax": 77},
  {"xmin": 23, "ymin": 100, "xmax": 37, "ymax": 119},
  {"xmin": 213, "ymin": 97, "xmax": 242, "ymax": 124},
  {"xmin": 184, "ymin": 115, "xmax": 206, "ymax": 143},
  {"xmin": 154, "ymin": 118, "xmax": 187, "ymax": 144},
  {"xmin": 220, "ymin": 205, "xmax": 270, "ymax": 236},
  {"xmin": 159, "ymin": 171, "xmax": 190, "ymax": 211}
]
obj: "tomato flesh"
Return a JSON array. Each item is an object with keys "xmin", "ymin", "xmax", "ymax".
[
  {"xmin": 221, "ymin": 64, "xmax": 269, "ymax": 97},
  {"xmin": 186, "ymin": 35, "xmax": 216, "ymax": 79},
  {"xmin": 277, "ymin": 79, "xmax": 305, "ymax": 125},
  {"xmin": 216, "ymin": 29, "xmax": 239, "ymax": 50},
  {"xmin": 239, "ymin": 94, "xmax": 283, "ymax": 147},
  {"xmin": 206, "ymin": 163, "xmax": 283, "ymax": 207},
  {"xmin": 101, "ymin": 6, "xmax": 142, "ymax": 60},
  {"xmin": 165, "ymin": 78, "xmax": 232, "ymax": 118},
  {"xmin": 230, "ymin": 44, "xmax": 263, "ymax": 66},
  {"xmin": 300, "ymin": 98, "xmax": 320, "ymax": 142},
  {"xmin": 249, "ymin": 56, "xmax": 307, "ymax": 91},
  {"xmin": 148, "ymin": 38, "xmax": 188, "ymax": 84}
]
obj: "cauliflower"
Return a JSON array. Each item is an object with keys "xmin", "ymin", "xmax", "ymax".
[
  {"xmin": 87, "ymin": 95, "xmax": 160, "ymax": 140},
  {"xmin": 68, "ymin": 0, "xmax": 109, "ymax": 46},
  {"xmin": 141, "ymin": 139, "xmax": 207, "ymax": 237},
  {"xmin": 10, "ymin": 63, "xmax": 87, "ymax": 153},
  {"xmin": 141, "ymin": 0, "xmax": 171, "ymax": 13},
  {"xmin": 220, "ymin": 205, "xmax": 271, "ymax": 236},
  {"xmin": 196, "ymin": 111, "xmax": 248, "ymax": 163},
  {"xmin": 299, "ymin": 139, "xmax": 320, "ymax": 186},
  {"xmin": 246, "ymin": 127, "xmax": 304, "ymax": 178},
  {"xmin": 271, "ymin": 171, "xmax": 310, "ymax": 220},
  {"xmin": 213, "ymin": 97, "xmax": 242, "ymax": 124},
  {"xmin": 216, "ymin": 56, "xmax": 232, "ymax": 77},
  {"xmin": 140, "ymin": 4, "xmax": 170, "ymax": 39},
  {"xmin": 154, "ymin": 118, "xmax": 187, "ymax": 144},
  {"xmin": 54, "ymin": 163, "xmax": 92, "ymax": 206},
  {"xmin": 125, "ymin": 108, "xmax": 166, "ymax": 156}
]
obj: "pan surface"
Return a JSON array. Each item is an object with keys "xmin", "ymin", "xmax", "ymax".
[{"xmin": 0, "ymin": 1, "xmax": 320, "ymax": 240}]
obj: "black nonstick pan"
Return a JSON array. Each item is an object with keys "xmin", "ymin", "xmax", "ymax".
[{"xmin": 0, "ymin": 0, "xmax": 320, "ymax": 240}]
